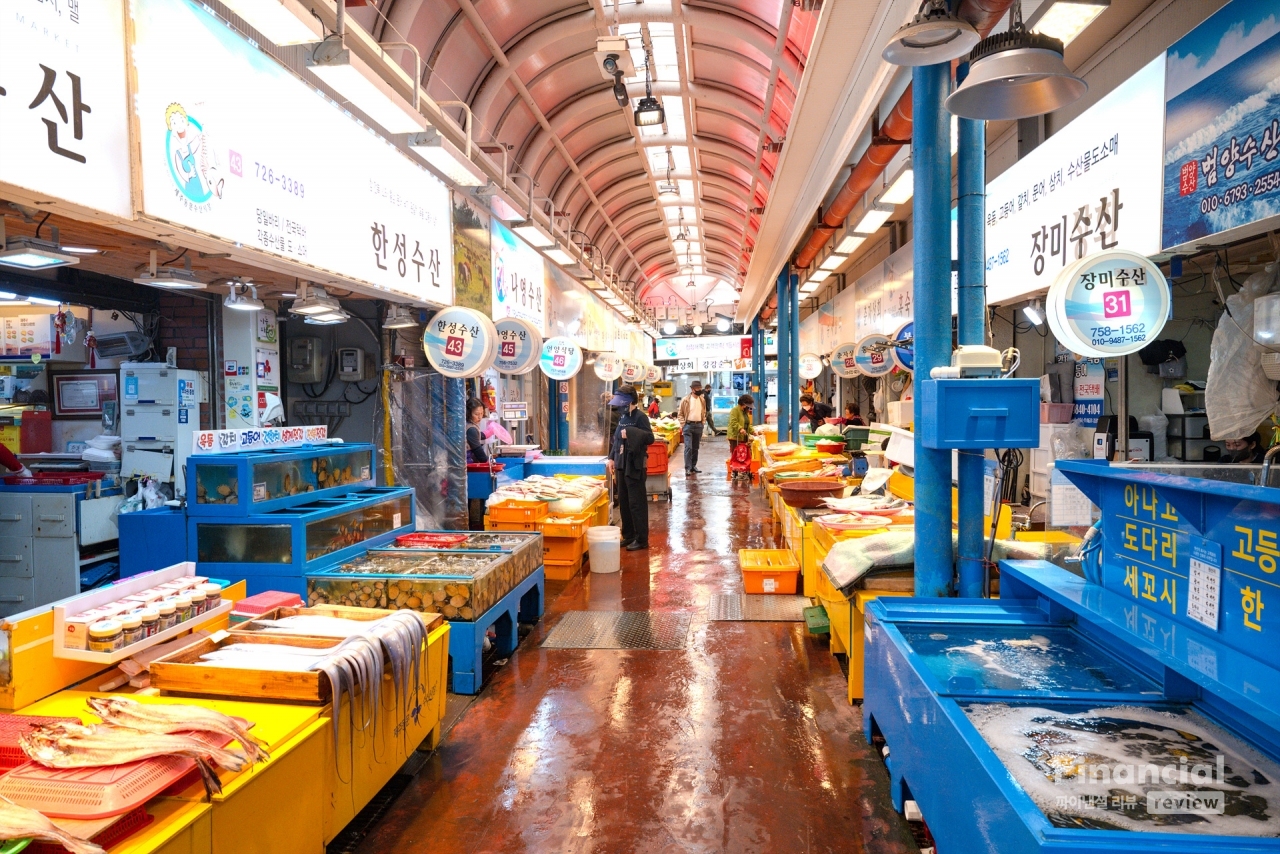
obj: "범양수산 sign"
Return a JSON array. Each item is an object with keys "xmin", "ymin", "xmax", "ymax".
[
  {"xmin": 1046, "ymin": 249, "xmax": 1170, "ymax": 359},
  {"xmin": 493, "ymin": 317, "xmax": 541, "ymax": 375},
  {"xmin": 422, "ymin": 306, "xmax": 498, "ymax": 378},
  {"xmin": 539, "ymin": 337, "xmax": 583, "ymax": 381}
]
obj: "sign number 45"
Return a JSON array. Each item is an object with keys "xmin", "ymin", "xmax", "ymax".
[{"xmin": 1103, "ymin": 290, "xmax": 1131, "ymax": 319}]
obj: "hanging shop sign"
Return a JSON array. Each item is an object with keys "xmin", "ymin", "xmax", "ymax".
[
  {"xmin": 132, "ymin": 0, "xmax": 452, "ymax": 305},
  {"xmin": 621, "ymin": 359, "xmax": 646, "ymax": 384},
  {"xmin": 193, "ymin": 425, "xmax": 328, "ymax": 456},
  {"xmin": 984, "ymin": 57, "xmax": 1165, "ymax": 305},
  {"xmin": 422, "ymin": 306, "xmax": 497, "ymax": 378},
  {"xmin": 492, "ymin": 221, "xmax": 547, "ymax": 333},
  {"xmin": 539, "ymin": 337, "xmax": 583, "ymax": 380},
  {"xmin": 0, "ymin": 0, "xmax": 132, "ymax": 217},
  {"xmin": 644, "ymin": 365, "xmax": 662, "ymax": 384},
  {"xmin": 492, "ymin": 317, "xmax": 541, "ymax": 375},
  {"xmin": 655, "ymin": 336, "xmax": 750, "ymax": 362},
  {"xmin": 594, "ymin": 352, "xmax": 624, "ymax": 381},
  {"xmin": 829, "ymin": 342, "xmax": 862, "ymax": 379},
  {"xmin": 891, "ymin": 321, "xmax": 915, "ymax": 372},
  {"xmin": 1046, "ymin": 249, "xmax": 1170, "ymax": 359},
  {"xmin": 1162, "ymin": 0, "xmax": 1280, "ymax": 251},
  {"xmin": 854, "ymin": 335, "xmax": 895, "ymax": 377},
  {"xmin": 797, "ymin": 353, "xmax": 824, "ymax": 380}
]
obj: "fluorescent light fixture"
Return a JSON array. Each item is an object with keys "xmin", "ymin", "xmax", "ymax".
[
  {"xmin": 0, "ymin": 238, "xmax": 80, "ymax": 270},
  {"xmin": 1027, "ymin": 0, "xmax": 1109, "ymax": 46},
  {"xmin": 219, "ymin": 0, "xmax": 322, "ymax": 46},
  {"xmin": 854, "ymin": 201, "xmax": 894, "ymax": 234},
  {"xmin": 801, "ymin": 281, "xmax": 822, "ymax": 295},
  {"xmin": 289, "ymin": 285, "xmax": 342, "ymax": 316},
  {"xmin": 880, "ymin": 160, "xmax": 914, "ymax": 205},
  {"xmin": 60, "ymin": 246, "xmax": 101, "ymax": 255},
  {"xmin": 133, "ymin": 267, "xmax": 205, "ymax": 289},
  {"xmin": 663, "ymin": 320, "xmax": 677, "ymax": 335},
  {"xmin": 488, "ymin": 194, "xmax": 523, "ymax": 222},
  {"xmin": 808, "ymin": 270, "xmax": 832, "ymax": 284},
  {"xmin": 304, "ymin": 310, "xmax": 350, "ymax": 325},
  {"xmin": 634, "ymin": 95, "xmax": 665, "ymax": 127},
  {"xmin": 835, "ymin": 232, "xmax": 869, "ymax": 255},
  {"xmin": 545, "ymin": 247, "xmax": 576, "ymax": 266},
  {"xmin": 513, "ymin": 220, "xmax": 555, "ymax": 248},
  {"xmin": 0, "ymin": 292, "xmax": 17, "ymax": 300},
  {"xmin": 224, "ymin": 281, "xmax": 264, "ymax": 312},
  {"xmin": 819, "ymin": 254, "xmax": 847, "ymax": 272},
  {"xmin": 1023, "ymin": 301, "xmax": 1044, "ymax": 327},
  {"xmin": 408, "ymin": 129, "xmax": 486, "ymax": 187},
  {"xmin": 307, "ymin": 41, "xmax": 426, "ymax": 135},
  {"xmin": 28, "ymin": 297, "xmax": 61, "ymax": 307}
]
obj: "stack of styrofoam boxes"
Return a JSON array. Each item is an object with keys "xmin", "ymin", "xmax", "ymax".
[{"xmin": 1029, "ymin": 422, "xmax": 1079, "ymax": 498}]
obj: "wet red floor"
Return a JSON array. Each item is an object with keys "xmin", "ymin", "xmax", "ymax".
[{"xmin": 361, "ymin": 438, "xmax": 917, "ymax": 854}]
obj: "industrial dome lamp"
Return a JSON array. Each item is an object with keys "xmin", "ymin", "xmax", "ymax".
[
  {"xmin": 946, "ymin": 0, "xmax": 1086, "ymax": 121},
  {"xmin": 882, "ymin": 0, "xmax": 980, "ymax": 66}
]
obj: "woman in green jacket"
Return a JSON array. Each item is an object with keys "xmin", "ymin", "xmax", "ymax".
[{"xmin": 726, "ymin": 394, "xmax": 753, "ymax": 451}]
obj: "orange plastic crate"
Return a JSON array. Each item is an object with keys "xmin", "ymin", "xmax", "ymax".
[
  {"xmin": 542, "ymin": 512, "xmax": 592, "ymax": 539},
  {"xmin": 488, "ymin": 498, "xmax": 548, "ymax": 523},
  {"xmin": 739, "ymin": 549, "xmax": 800, "ymax": 594},
  {"xmin": 544, "ymin": 554, "xmax": 585, "ymax": 581},
  {"xmin": 544, "ymin": 534, "xmax": 586, "ymax": 562},
  {"xmin": 484, "ymin": 517, "xmax": 541, "ymax": 532}
]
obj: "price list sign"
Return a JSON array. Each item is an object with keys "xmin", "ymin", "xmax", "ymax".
[{"xmin": 1187, "ymin": 537, "xmax": 1223, "ymax": 630}]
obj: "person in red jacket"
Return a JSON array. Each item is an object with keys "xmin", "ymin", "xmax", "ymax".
[{"xmin": 0, "ymin": 444, "xmax": 29, "ymax": 477}]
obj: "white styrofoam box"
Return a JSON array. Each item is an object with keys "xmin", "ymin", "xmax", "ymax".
[
  {"xmin": 887, "ymin": 400, "xmax": 913, "ymax": 428},
  {"xmin": 1040, "ymin": 421, "xmax": 1077, "ymax": 450},
  {"xmin": 881, "ymin": 424, "xmax": 915, "ymax": 469},
  {"xmin": 1031, "ymin": 447, "xmax": 1052, "ymax": 474},
  {"xmin": 1030, "ymin": 469, "xmax": 1050, "ymax": 497}
]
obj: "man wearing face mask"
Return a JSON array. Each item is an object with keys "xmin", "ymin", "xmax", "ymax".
[
  {"xmin": 1224, "ymin": 433, "xmax": 1266, "ymax": 464},
  {"xmin": 606, "ymin": 385, "xmax": 655, "ymax": 551}
]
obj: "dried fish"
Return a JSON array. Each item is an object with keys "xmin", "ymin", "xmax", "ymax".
[
  {"xmin": 0, "ymin": 796, "xmax": 104, "ymax": 854},
  {"xmin": 86, "ymin": 697, "xmax": 269, "ymax": 764},
  {"xmin": 21, "ymin": 722, "xmax": 249, "ymax": 799}
]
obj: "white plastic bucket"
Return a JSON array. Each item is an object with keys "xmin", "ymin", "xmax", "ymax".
[{"xmin": 586, "ymin": 526, "xmax": 622, "ymax": 574}]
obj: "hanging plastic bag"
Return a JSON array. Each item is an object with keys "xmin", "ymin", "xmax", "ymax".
[
  {"xmin": 1207, "ymin": 267, "xmax": 1280, "ymax": 440},
  {"xmin": 1139, "ymin": 412, "xmax": 1169, "ymax": 460},
  {"xmin": 139, "ymin": 477, "xmax": 166, "ymax": 510}
]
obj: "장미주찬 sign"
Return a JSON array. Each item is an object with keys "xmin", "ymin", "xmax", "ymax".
[
  {"xmin": 539, "ymin": 337, "xmax": 583, "ymax": 380},
  {"xmin": 132, "ymin": 0, "xmax": 453, "ymax": 305},
  {"xmin": 1046, "ymin": 249, "xmax": 1170, "ymax": 358},
  {"xmin": 829, "ymin": 342, "xmax": 862, "ymax": 379},
  {"xmin": 422, "ymin": 306, "xmax": 498, "ymax": 378},
  {"xmin": 594, "ymin": 352, "xmax": 624, "ymax": 381},
  {"xmin": 0, "ymin": 0, "xmax": 132, "ymax": 217},
  {"xmin": 798, "ymin": 353, "xmax": 824, "ymax": 380},
  {"xmin": 984, "ymin": 57, "xmax": 1165, "ymax": 305},
  {"xmin": 1162, "ymin": 0, "xmax": 1280, "ymax": 250},
  {"xmin": 493, "ymin": 317, "xmax": 541, "ymax": 375}
]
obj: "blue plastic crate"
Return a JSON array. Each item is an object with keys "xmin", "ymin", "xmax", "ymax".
[{"xmin": 918, "ymin": 378, "xmax": 1040, "ymax": 450}]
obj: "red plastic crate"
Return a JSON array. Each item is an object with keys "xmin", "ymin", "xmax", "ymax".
[
  {"xmin": 646, "ymin": 443, "xmax": 669, "ymax": 474},
  {"xmin": 28, "ymin": 804, "xmax": 154, "ymax": 854},
  {"xmin": 0, "ymin": 715, "xmax": 79, "ymax": 774},
  {"xmin": 394, "ymin": 532, "xmax": 469, "ymax": 548},
  {"xmin": 231, "ymin": 590, "xmax": 303, "ymax": 616},
  {"xmin": 466, "ymin": 462, "xmax": 505, "ymax": 472},
  {"xmin": 2, "ymin": 472, "xmax": 105, "ymax": 486}
]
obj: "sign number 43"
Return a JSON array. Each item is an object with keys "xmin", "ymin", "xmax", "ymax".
[{"xmin": 1103, "ymin": 290, "xmax": 1132, "ymax": 319}]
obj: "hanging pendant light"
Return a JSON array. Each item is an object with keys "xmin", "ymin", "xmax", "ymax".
[
  {"xmin": 946, "ymin": 1, "xmax": 1086, "ymax": 121},
  {"xmin": 882, "ymin": 0, "xmax": 980, "ymax": 66}
]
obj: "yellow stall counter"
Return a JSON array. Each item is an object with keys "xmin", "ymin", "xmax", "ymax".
[
  {"xmin": 111, "ymin": 799, "xmax": 212, "ymax": 854},
  {"xmin": 813, "ymin": 570, "xmax": 911, "ymax": 705}
]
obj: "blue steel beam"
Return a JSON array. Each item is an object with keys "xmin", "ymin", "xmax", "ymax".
[
  {"xmin": 912, "ymin": 62, "xmax": 954, "ymax": 598},
  {"xmin": 956, "ymin": 95, "xmax": 988, "ymax": 598},
  {"xmin": 789, "ymin": 272, "xmax": 801, "ymax": 441},
  {"xmin": 776, "ymin": 270, "xmax": 791, "ymax": 441}
]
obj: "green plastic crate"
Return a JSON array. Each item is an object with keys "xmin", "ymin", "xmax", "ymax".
[{"xmin": 804, "ymin": 605, "xmax": 830, "ymax": 635}]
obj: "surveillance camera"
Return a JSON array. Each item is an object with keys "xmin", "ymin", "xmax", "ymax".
[
  {"xmin": 612, "ymin": 76, "xmax": 628, "ymax": 106},
  {"xmin": 603, "ymin": 54, "xmax": 619, "ymax": 75}
]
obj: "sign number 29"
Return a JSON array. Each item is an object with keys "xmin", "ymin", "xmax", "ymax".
[{"xmin": 1103, "ymin": 290, "xmax": 1131, "ymax": 319}]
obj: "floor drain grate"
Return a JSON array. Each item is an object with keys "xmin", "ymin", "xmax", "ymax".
[
  {"xmin": 541, "ymin": 610, "xmax": 691, "ymax": 649},
  {"xmin": 708, "ymin": 593, "xmax": 809, "ymax": 621}
]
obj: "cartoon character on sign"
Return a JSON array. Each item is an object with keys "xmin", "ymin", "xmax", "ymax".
[{"xmin": 165, "ymin": 102, "xmax": 223, "ymax": 203}]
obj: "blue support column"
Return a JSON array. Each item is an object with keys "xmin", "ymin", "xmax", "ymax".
[
  {"xmin": 783, "ymin": 275, "xmax": 793, "ymax": 440},
  {"xmin": 776, "ymin": 271, "xmax": 791, "ymax": 441},
  {"xmin": 956, "ymin": 104, "xmax": 988, "ymax": 598},
  {"xmin": 751, "ymin": 318, "xmax": 764, "ymax": 425},
  {"xmin": 912, "ymin": 62, "xmax": 954, "ymax": 599}
]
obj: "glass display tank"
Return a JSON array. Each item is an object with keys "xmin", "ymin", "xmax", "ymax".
[{"xmin": 188, "ymin": 444, "xmax": 376, "ymax": 514}]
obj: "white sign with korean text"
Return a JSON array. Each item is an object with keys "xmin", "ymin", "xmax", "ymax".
[
  {"xmin": 0, "ymin": 0, "xmax": 132, "ymax": 217},
  {"xmin": 655, "ymin": 336, "xmax": 750, "ymax": 362},
  {"xmin": 985, "ymin": 57, "xmax": 1166, "ymax": 305},
  {"xmin": 192, "ymin": 425, "xmax": 327, "ymax": 455},
  {"xmin": 491, "ymin": 221, "xmax": 547, "ymax": 334},
  {"xmin": 132, "ymin": 0, "xmax": 452, "ymax": 305}
]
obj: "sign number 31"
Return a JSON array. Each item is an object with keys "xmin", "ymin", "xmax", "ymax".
[{"xmin": 1103, "ymin": 290, "xmax": 1131, "ymax": 319}]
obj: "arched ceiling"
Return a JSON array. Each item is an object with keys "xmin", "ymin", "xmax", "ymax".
[{"xmin": 356, "ymin": 0, "xmax": 817, "ymax": 307}]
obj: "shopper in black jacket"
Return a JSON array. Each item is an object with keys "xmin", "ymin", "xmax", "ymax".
[{"xmin": 607, "ymin": 384, "xmax": 655, "ymax": 551}]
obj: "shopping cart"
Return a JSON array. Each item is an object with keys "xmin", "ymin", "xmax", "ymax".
[{"xmin": 729, "ymin": 441, "xmax": 753, "ymax": 483}]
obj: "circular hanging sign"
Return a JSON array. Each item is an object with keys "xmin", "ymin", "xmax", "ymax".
[
  {"xmin": 621, "ymin": 359, "xmax": 646, "ymax": 384},
  {"xmin": 644, "ymin": 365, "xmax": 662, "ymax": 383},
  {"xmin": 829, "ymin": 341, "xmax": 863, "ymax": 379},
  {"xmin": 798, "ymin": 352, "xmax": 824, "ymax": 380},
  {"xmin": 594, "ymin": 352, "xmax": 624, "ymax": 381},
  {"xmin": 422, "ymin": 306, "xmax": 497, "ymax": 379},
  {"xmin": 493, "ymin": 317, "xmax": 542, "ymax": 375},
  {"xmin": 854, "ymin": 334, "xmax": 895, "ymax": 377},
  {"xmin": 1046, "ymin": 249, "xmax": 1170, "ymax": 358},
  {"xmin": 891, "ymin": 321, "xmax": 915, "ymax": 373},
  {"xmin": 539, "ymin": 336, "xmax": 584, "ymax": 380}
]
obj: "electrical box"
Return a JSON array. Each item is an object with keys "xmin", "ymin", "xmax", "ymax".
[
  {"xmin": 288, "ymin": 337, "xmax": 325, "ymax": 384},
  {"xmin": 337, "ymin": 348, "xmax": 374, "ymax": 382}
]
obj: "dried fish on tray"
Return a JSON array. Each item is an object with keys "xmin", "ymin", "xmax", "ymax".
[
  {"xmin": 0, "ymin": 799, "xmax": 103, "ymax": 854},
  {"xmin": 306, "ymin": 536, "xmax": 542, "ymax": 621}
]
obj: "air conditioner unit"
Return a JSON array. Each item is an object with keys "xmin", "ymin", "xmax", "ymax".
[{"xmin": 94, "ymin": 331, "xmax": 151, "ymax": 359}]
